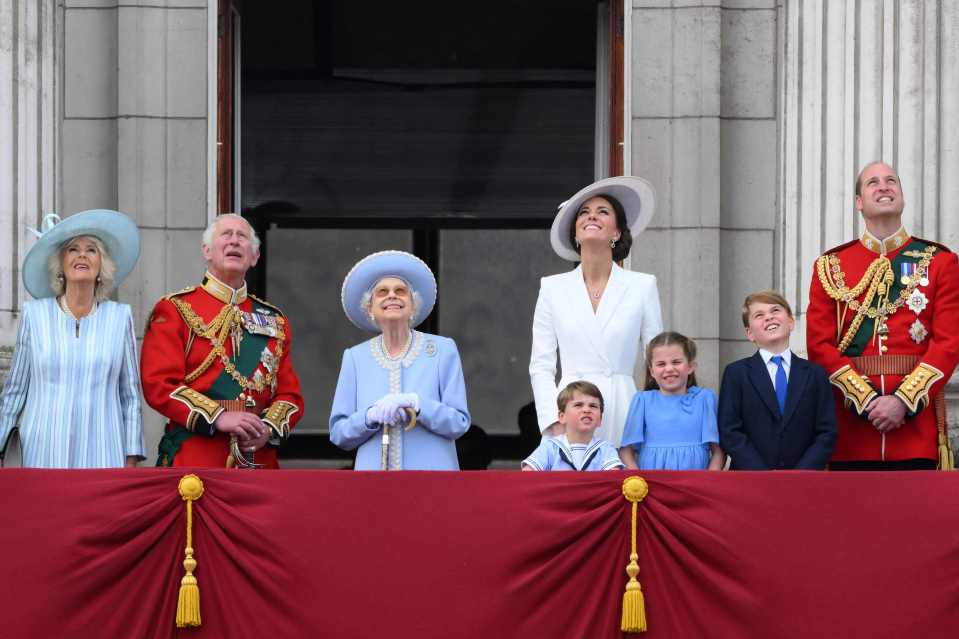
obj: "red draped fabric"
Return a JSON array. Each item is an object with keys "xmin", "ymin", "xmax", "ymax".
[{"xmin": 1, "ymin": 469, "xmax": 958, "ymax": 638}]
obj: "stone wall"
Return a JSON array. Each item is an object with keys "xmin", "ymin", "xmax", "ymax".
[{"xmin": 629, "ymin": 0, "xmax": 779, "ymax": 389}]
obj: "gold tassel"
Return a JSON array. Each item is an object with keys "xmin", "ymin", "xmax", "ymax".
[
  {"xmin": 938, "ymin": 432, "xmax": 954, "ymax": 471},
  {"xmin": 621, "ymin": 476, "xmax": 649, "ymax": 633},
  {"xmin": 176, "ymin": 474, "xmax": 205, "ymax": 628},
  {"xmin": 935, "ymin": 394, "xmax": 953, "ymax": 471}
]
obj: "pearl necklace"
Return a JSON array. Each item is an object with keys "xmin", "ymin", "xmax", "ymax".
[
  {"xmin": 382, "ymin": 330, "xmax": 413, "ymax": 361},
  {"xmin": 58, "ymin": 296, "xmax": 97, "ymax": 338}
]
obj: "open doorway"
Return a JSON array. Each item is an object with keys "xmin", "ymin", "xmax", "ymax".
[{"xmin": 231, "ymin": 0, "xmax": 623, "ymax": 466}]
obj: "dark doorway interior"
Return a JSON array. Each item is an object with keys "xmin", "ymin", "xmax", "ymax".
[{"xmin": 240, "ymin": 1, "xmax": 599, "ymax": 466}]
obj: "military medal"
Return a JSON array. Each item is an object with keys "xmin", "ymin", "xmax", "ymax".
[
  {"xmin": 899, "ymin": 262, "xmax": 917, "ymax": 286},
  {"xmin": 241, "ymin": 310, "xmax": 279, "ymax": 337},
  {"xmin": 909, "ymin": 319, "xmax": 928, "ymax": 344},
  {"xmin": 920, "ymin": 276, "xmax": 929, "ymax": 286},
  {"xmin": 906, "ymin": 289, "xmax": 928, "ymax": 315}
]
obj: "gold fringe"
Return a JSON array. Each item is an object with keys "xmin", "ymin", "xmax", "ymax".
[
  {"xmin": 938, "ymin": 440, "xmax": 954, "ymax": 471},
  {"xmin": 176, "ymin": 474, "xmax": 205, "ymax": 628},
  {"xmin": 621, "ymin": 476, "xmax": 649, "ymax": 633},
  {"xmin": 935, "ymin": 393, "xmax": 953, "ymax": 471}
]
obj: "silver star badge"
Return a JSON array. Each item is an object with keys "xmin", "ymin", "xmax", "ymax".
[
  {"xmin": 906, "ymin": 290, "xmax": 929, "ymax": 315},
  {"xmin": 909, "ymin": 319, "xmax": 928, "ymax": 344}
]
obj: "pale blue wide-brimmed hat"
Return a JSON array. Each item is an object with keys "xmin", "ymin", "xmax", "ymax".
[
  {"xmin": 22, "ymin": 209, "xmax": 141, "ymax": 299},
  {"xmin": 341, "ymin": 250, "xmax": 437, "ymax": 332},
  {"xmin": 550, "ymin": 176, "xmax": 656, "ymax": 261}
]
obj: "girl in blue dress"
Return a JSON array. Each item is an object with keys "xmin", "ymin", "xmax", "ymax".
[{"xmin": 619, "ymin": 332, "xmax": 724, "ymax": 470}]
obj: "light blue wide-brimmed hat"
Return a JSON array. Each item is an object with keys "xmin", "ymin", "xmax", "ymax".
[
  {"xmin": 341, "ymin": 250, "xmax": 437, "ymax": 332},
  {"xmin": 550, "ymin": 176, "xmax": 656, "ymax": 261},
  {"xmin": 22, "ymin": 209, "xmax": 141, "ymax": 299}
]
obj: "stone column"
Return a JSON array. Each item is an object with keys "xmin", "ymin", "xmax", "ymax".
[
  {"xmin": 780, "ymin": 0, "xmax": 959, "ymax": 452},
  {"xmin": 630, "ymin": 1, "xmax": 723, "ymax": 386},
  {"xmin": 0, "ymin": 0, "xmax": 58, "ymax": 346},
  {"xmin": 630, "ymin": 1, "xmax": 779, "ymax": 388},
  {"xmin": 60, "ymin": 0, "xmax": 212, "ymax": 462}
]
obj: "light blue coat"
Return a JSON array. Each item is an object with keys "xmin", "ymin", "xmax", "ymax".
[
  {"xmin": 0, "ymin": 298, "xmax": 144, "ymax": 467},
  {"xmin": 330, "ymin": 331, "xmax": 471, "ymax": 470}
]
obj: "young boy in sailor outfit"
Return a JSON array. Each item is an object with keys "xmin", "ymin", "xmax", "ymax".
[{"xmin": 522, "ymin": 381, "xmax": 625, "ymax": 471}]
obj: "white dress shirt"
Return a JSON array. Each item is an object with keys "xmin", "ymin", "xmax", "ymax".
[{"xmin": 758, "ymin": 348, "xmax": 791, "ymax": 392}]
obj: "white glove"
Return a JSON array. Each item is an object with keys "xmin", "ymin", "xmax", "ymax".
[
  {"xmin": 367, "ymin": 393, "xmax": 420, "ymax": 427},
  {"xmin": 365, "ymin": 399, "xmax": 397, "ymax": 427},
  {"xmin": 393, "ymin": 393, "xmax": 419, "ymax": 412},
  {"xmin": 388, "ymin": 393, "xmax": 419, "ymax": 424},
  {"xmin": 365, "ymin": 405, "xmax": 383, "ymax": 428}
]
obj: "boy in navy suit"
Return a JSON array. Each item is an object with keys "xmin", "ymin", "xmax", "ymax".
[{"xmin": 719, "ymin": 291, "xmax": 837, "ymax": 470}]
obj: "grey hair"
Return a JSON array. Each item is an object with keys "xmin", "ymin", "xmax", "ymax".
[
  {"xmin": 47, "ymin": 235, "xmax": 117, "ymax": 302},
  {"xmin": 360, "ymin": 279, "xmax": 423, "ymax": 328},
  {"xmin": 201, "ymin": 213, "xmax": 261, "ymax": 252}
]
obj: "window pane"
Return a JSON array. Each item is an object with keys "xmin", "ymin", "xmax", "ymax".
[
  {"xmin": 265, "ymin": 228, "xmax": 413, "ymax": 433},
  {"xmin": 438, "ymin": 229, "xmax": 568, "ymax": 435}
]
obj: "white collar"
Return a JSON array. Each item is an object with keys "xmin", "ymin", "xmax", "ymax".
[{"xmin": 759, "ymin": 348, "xmax": 791, "ymax": 367}]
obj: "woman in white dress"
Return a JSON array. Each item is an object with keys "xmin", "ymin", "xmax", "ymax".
[
  {"xmin": 0, "ymin": 210, "xmax": 144, "ymax": 468},
  {"xmin": 529, "ymin": 177, "xmax": 663, "ymax": 447}
]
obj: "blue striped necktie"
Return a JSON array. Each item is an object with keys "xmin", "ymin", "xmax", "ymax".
[{"xmin": 771, "ymin": 355, "xmax": 787, "ymax": 414}]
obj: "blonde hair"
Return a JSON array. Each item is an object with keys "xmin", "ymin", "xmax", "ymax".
[
  {"xmin": 643, "ymin": 331, "xmax": 699, "ymax": 391},
  {"xmin": 47, "ymin": 235, "xmax": 117, "ymax": 301}
]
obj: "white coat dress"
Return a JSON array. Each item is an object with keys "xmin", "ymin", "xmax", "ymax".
[{"xmin": 529, "ymin": 263, "xmax": 663, "ymax": 446}]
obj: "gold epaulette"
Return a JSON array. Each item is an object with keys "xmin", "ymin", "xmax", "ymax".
[
  {"xmin": 163, "ymin": 285, "xmax": 197, "ymax": 300},
  {"xmin": 894, "ymin": 362, "xmax": 944, "ymax": 413},
  {"xmin": 828, "ymin": 365, "xmax": 877, "ymax": 415},
  {"xmin": 912, "ymin": 237, "xmax": 952, "ymax": 254},
  {"xmin": 249, "ymin": 293, "xmax": 285, "ymax": 317}
]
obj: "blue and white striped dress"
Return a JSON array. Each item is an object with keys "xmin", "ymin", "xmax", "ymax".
[{"xmin": 0, "ymin": 298, "xmax": 144, "ymax": 467}]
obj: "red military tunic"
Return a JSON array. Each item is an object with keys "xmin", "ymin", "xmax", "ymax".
[
  {"xmin": 141, "ymin": 272, "xmax": 304, "ymax": 468},
  {"xmin": 806, "ymin": 227, "xmax": 959, "ymax": 463}
]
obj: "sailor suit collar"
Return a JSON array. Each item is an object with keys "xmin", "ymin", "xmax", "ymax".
[{"xmin": 553, "ymin": 435, "xmax": 604, "ymax": 471}]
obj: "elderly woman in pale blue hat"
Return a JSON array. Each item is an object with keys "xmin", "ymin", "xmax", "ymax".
[
  {"xmin": 330, "ymin": 250, "xmax": 471, "ymax": 470},
  {"xmin": 0, "ymin": 209, "xmax": 144, "ymax": 468}
]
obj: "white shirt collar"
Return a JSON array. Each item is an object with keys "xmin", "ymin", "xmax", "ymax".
[{"xmin": 759, "ymin": 348, "xmax": 791, "ymax": 368}]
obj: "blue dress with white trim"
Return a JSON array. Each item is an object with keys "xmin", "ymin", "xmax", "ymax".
[
  {"xmin": 620, "ymin": 386, "xmax": 718, "ymax": 470},
  {"xmin": 329, "ymin": 331, "xmax": 471, "ymax": 470},
  {"xmin": 0, "ymin": 298, "xmax": 144, "ymax": 467}
]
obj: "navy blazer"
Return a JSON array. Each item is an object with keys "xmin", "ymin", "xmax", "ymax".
[{"xmin": 718, "ymin": 352, "xmax": 837, "ymax": 470}]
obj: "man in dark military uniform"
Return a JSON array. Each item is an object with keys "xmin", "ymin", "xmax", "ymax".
[
  {"xmin": 141, "ymin": 214, "xmax": 303, "ymax": 468},
  {"xmin": 807, "ymin": 162, "xmax": 959, "ymax": 470}
]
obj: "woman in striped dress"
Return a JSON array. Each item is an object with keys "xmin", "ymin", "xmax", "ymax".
[{"xmin": 0, "ymin": 210, "xmax": 144, "ymax": 468}]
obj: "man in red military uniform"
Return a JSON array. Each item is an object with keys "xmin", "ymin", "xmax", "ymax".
[
  {"xmin": 142, "ymin": 214, "xmax": 303, "ymax": 468},
  {"xmin": 807, "ymin": 162, "xmax": 959, "ymax": 470}
]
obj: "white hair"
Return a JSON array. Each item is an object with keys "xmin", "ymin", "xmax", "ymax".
[
  {"xmin": 47, "ymin": 235, "xmax": 117, "ymax": 302},
  {"xmin": 360, "ymin": 278, "xmax": 422, "ymax": 328},
  {"xmin": 201, "ymin": 213, "xmax": 261, "ymax": 252}
]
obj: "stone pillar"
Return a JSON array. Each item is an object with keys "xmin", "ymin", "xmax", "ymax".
[
  {"xmin": 60, "ymin": 0, "xmax": 212, "ymax": 462},
  {"xmin": 780, "ymin": 0, "xmax": 959, "ymax": 453},
  {"xmin": 630, "ymin": 1, "xmax": 722, "ymax": 386},
  {"xmin": 0, "ymin": 0, "xmax": 58, "ymax": 345},
  {"xmin": 630, "ymin": 1, "xmax": 778, "ymax": 388}
]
